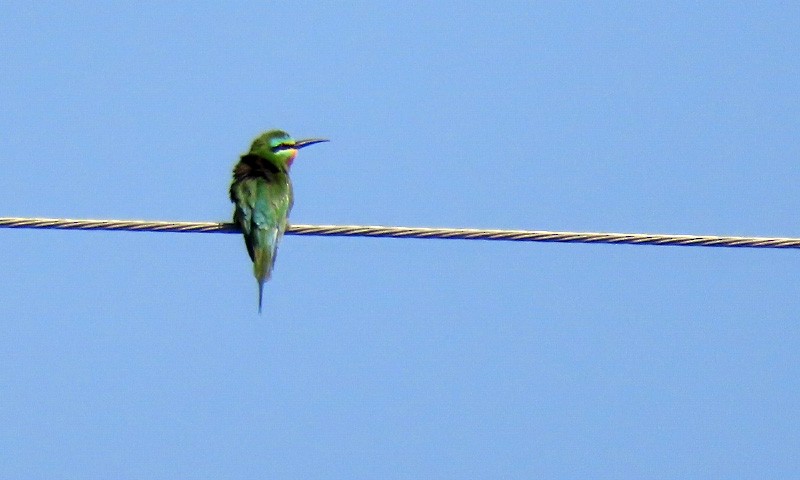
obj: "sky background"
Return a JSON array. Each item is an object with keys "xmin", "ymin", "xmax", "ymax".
[{"xmin": 1, "ymin": 2, "xmax": 799, "ymax": 478}]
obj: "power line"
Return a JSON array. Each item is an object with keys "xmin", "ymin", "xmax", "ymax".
[{"xmin": 0, "ymin": 216, "xmax": 798, "ymax": 250}]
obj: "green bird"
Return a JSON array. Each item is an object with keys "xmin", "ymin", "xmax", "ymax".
[{"xmin": 230, "ymin": 130, "xmax": 328, "ymax": 312}]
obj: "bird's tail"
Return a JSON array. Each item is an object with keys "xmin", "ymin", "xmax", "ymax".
[
  {"xmin": 252, "ymin": 227, "xmax": 279, "ymax": 314},
  {"xmin": 257, "ymin": 278, "xmax": 265, "ymax": 314},
  {"xmin": 254, "ymin": 250, "xmax": 271, "ymax": 315}
]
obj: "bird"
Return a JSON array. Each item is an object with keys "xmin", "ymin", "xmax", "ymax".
[{"xmin": 230, "ymin": 130, "xmax": 328, "ymax": 313}]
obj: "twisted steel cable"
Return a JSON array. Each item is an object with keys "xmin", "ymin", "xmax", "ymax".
[{"xmin": 1, "ymin": 216, "xmax": 798, "ymax": 249}]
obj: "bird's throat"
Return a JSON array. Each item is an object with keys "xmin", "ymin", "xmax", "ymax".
[{"xmin": 286, "ymin": 150, "xmax": 298, "ymax": 167}]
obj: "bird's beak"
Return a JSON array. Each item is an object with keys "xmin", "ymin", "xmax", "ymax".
[{"xmin": 294, "ymin": 138, "xmax": 329, "ymax": 149}]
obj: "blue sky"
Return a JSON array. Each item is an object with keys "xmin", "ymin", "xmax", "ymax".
[{"xmin": 1, "ymin": 2, "xmax": 799, "ymax": 478}]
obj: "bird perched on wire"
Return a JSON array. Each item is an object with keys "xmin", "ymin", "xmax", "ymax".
[{"xmin": 230, "ymin": 130, "xmax": 328, "ymax": 312}]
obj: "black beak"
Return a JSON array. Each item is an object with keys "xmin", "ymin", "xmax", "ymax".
[{"xmin": 294, "ymin": 138, "xmax": 329, "ymax": 149}]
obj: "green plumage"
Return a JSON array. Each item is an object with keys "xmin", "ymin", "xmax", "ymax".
[{"xmin": 230, "ymin": 130, "xmax": 327, "ymax": 313}]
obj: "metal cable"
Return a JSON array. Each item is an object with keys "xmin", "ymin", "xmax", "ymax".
[{"xmin": 0, "ymin": 216, "xmax": 798, "ymax": 250}]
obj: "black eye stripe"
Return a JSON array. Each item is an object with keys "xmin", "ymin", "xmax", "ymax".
[{"xmin": 271, "ymin": 143, "xmax": 295, "ymax": 152}]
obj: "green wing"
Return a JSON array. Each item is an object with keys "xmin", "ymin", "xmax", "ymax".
[{"xmin": 231, "ymin": 176, "xmax": 293, "ymax": 311}]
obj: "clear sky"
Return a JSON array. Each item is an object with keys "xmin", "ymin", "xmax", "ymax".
[{"xmin": 1, "ymin": 2, "xmax": 799, "ymax": 478}]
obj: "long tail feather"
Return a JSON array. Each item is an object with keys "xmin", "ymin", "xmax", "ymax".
[
  {"xmin": 257, "ymin": 278, "xmax": 265, "ymax": 314},
  {"xmin": 252, "ymin": 226, "xmax": 278, "ymax": 314}
]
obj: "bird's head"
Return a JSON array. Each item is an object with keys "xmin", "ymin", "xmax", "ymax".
[{"xmin": 248, "ymin": 130, "xmax": 328, "ymax": 170}]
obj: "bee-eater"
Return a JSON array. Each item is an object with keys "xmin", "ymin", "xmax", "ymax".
[{"xmin": 230, "ymin": 130, "xmax": 328, "ymax": 313}]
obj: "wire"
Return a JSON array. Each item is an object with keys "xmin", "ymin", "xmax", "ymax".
[{"xmin": 0, "ymin": 216, "xmax": 798, "ymax": 250}]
